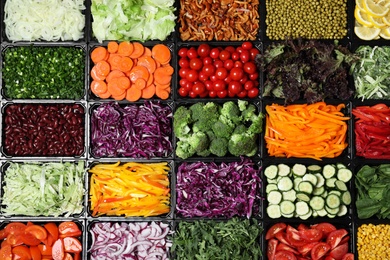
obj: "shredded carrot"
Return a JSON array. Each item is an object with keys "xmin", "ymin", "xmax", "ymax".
[
  {"xmin": 89, "ymin": 161, "xmax": 171, "ymax": 217},
  {"xmin": 265, "ymin": 102, "xmax": 350, "ymax": 160}
]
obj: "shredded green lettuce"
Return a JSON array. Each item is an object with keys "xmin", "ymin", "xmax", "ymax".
[
  {"xmin": 91, "ymin": 0, "xmax": 176, "ymax": 42},
  {"xmin": 2, "ymin": 161, "xmax": 85, "ymax": 217}
]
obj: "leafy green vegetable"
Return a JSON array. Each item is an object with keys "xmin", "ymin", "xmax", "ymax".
[
  {"xmin": 2, "ymin": 46, "xmax": 85, "ymax": 99},
  {"xmin": 351, "ymin": 45, "xmax": 390, "ymax": 100},
  {"xmin": 355, "ymin": 164, "xmax": 390, "ymax": 219},
  {"xmin": 171, "ymin": 218, "xmax": 262, "ymax": 259},
  {"xmin": 91, "ymin": 0, "xmax": 176, "ymax": 42},
  {"xmin": 1, "ymin": 161, "xmax": 85, "ymax": 217}
]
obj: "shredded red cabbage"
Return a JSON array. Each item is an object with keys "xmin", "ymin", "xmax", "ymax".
[
  {"xmin": 176, "ymin": 157, "xmax": 261, "ymax": 218},
  {"xmin": 91, "ymin": 101, "xmax": 172, "ymax": 158}
]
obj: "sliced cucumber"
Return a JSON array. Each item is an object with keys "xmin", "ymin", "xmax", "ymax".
[
  {"xmin": 335, "ymin": 180, "xmax": 348, "ymax": 191},
  {"xmin": 341, "ymin": 191, "xmax": 352, "ymax": 205},
  {"xmin": 277, "ymin": 176, "xmax": 293, "ymax": 191},
  {"xmin": 267, "ymin": 190, "xmax": 282, "ymax": 205},
  {"xmin": 292, "ymin": 163, "xmax": 306, "ymax": 177},
  {"xmin": 316, "ymin": 208, "xmax": 328, "ymax": 217},
  {"xmin": 326, "ymin": 178, "xmax": 337, "ymax": 188},
  {"xmin": 298, "ymin": 181, "xmax": 313, "ymax": 194},
  {"xmin": 337, "ymin": 205, "xmax": 348, "ymax": 216},
  {"xmin": 293, "ymin": 177, "xmax": 303, "ymax": 190},
  {"xmin": 264, "ymin": 165, "xmax": 278, "ymax": 179},
  {"xmin": 266, "ymin": 183, "xmax": 278, "ymax": 194},
  {"xmin": 296, "ymin": 192, "xmax": 311, "ymax": 202},
  {"xmin": 325, "ymin": 205, "xmax": 340, "ymax": 215},
  {"xmin": 323, "ymin": 164, "xmax": 336, "ymax": 179},
  {"xmin": 313, "ymin": 186, "xmax": 325, "ymax": 196},
  {"xmin": 295, "ymin": 201, "xmax": 310, "ymax": 215},
  {"xmin": 314, "ymin": 173, "xmax": 325, "ymax": 188},
  {"xmin": 267, "ymin": 204, "xmax": 281, "ymax": 219},
  {"xmin": 307, "ymin": 164, "xmax": 322, "ymax": 173},
  {"xmin": 336, "ymin": 163, "xmax": 347, "ymax": 169},
  {"xmin": 326, "ymin": 194, "xmax": 341, "ymax": 209},
  {"xmin": 337, "ymin": 168, "xmax": 352, "ymax": 183},
  {"xmin": 299, "ymin": 209, "xmax": 313, "ymax": 220},
  {"xmin": 309, "ymin": 196, "xmax": 325, "ymax": 211},
  {"xmin": 282, "ymin": 189, "xmax": 297, "ymax": 202},
  {"xmin": 278, "ymin": 164, "xmax": 291, "ymax": 177},
  {"xmin": 280, "ymin": 200, "xmax": 295, "ymax": 215}
]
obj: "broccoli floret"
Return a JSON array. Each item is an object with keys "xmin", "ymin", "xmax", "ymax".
[
  {"xmin": 196, "ymin": 149, "xmax": 211, "ymax": 157},
  {"xmin": 206, "ymin": 130, "xmax": 216, "ymax": 142},
  {"xmin": 220, "ymin": 101, "xmax": 241, "ymax": 125},
  {"xmin": 173, "ymin": 106, "xmax": 192, "ymax": 138},
  {"xmin": 238, "ymin": 100, "xmax": 248, "ymax": 111},
  {"xmin": 175, "ymin": 140, "xmax": 196, "ymax": 159},
  {"xmin": 212, "ymin": 119, "xmax": 234, "ymax": 138},
  {"xmin": 187, "ymin": 132, "xmax": 209, "ymax": 154},
  {"xmin": 209, "ymin": 137, "xmax": 228, "ymax": 157},
  {"xmin": 233, "ymin": 124, "xmax": 248, "ymax": 135},
  {"xmin": 228, "ymin": 133, "xmax": 258, "ymax": 157},
  {"xmin": 190, "ymin": 102, "xmax": 220, "ymax": 132},
  {"xmin": 241, "ymin": 104, "xmax": 264, "ymax": 135}
]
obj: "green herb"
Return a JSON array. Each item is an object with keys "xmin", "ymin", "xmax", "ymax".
[
  {"xmin": 351, "ymin": 45, "xmax": 390, "ymax": 100},
  {"xmin": 1, "ymin": 161, "xmax": 85, "ymax": 217},
  {"xmin": 171, "ymin": 218, "xmax": 262, "ymax": 259},
  {"xmin": 2, "ymin": 46, "xmax": 85, "ymax": 99},
  {"xmin": 355, "ymin": 164, "xmax": 390, "ymax": 219}
]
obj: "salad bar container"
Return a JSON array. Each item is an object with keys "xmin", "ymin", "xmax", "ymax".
[{"xmin": 0, "ymin": 0, "xmax": 389, "ymax": 259}]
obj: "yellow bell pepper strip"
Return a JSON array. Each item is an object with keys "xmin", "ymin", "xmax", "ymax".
[
  {"xmin": 89, "ymin": 161, "xmax": 170, "ymax": 217},
  {"xmin": 265, "ymin": 102, "xmax": 350, "ymax": 160}
]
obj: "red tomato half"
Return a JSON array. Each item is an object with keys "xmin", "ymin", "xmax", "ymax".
[
  {"xmin": 21, "ymin": 231, "xmax": 41, "ymax": 246},
  {"xmin": 266, "ymin": 223, "xmax": 287, "ymax": 240},
  {"xmin": 276, "ymin": 243, "xmax": 299, "ymax": 255},
  {"xmin": 297, "ymin": 242, "xmax": 319, "ymax": 257},
  {"xmin": 12, "ymin": 245, "xmax": 31, "ymax": 260},
  {"xmin": 275, "ymin": 250, "xmax": 297, "ymax": 260},
  {"xmin": 311, "ymin": 242, "xmax": 331, "ymax": 260},
  {"xmin": 275, "ymin": 231, "xmax": 290, "ymax": 245},
  {"xmin": 5, "ymin": 222, "xmax": 26, "ymax": 235},
  {"xmin": 286, "ymin": 226, "xmax": 306, "ymax": 247},
  {"xmin": 26, "ymin": 225, "xmax": 48, "ymax": 240},
  {"xmin": 0, "ymin": 245, "xmax": 12, "ymax": 260},
  {"xmin": 58, "ymin": 222, "xmax": 81, "ymax": 237},
  {"xmin": 311, "ymin": 223, "xmax": 337, "ymax": 238},
  {"xmin": 329, "ymin": 243, "xmax": 349, "ymax": 260},
  {"xmin": 298, "ymin": 228, "xmax": 323, "ymax": 242},
  {"xmin": 326, "ymin": 229, "xmax": 348, "ymax": 249}
]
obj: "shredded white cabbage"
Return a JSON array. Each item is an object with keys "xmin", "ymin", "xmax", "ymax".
[{"xmin": 4, "ymin": 0, "xmax": 85, "ymax": 42}]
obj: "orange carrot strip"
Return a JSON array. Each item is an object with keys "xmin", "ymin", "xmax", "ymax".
[
  {"xmin": 129, "ymin": 42, "xmax": 145, "ymax": 59},
  {"xmin": 107, "ymin": 41, "xmax": 119, "ymax": 54},
  {"xmin": 141, "ymin": 84, "xmax": 156, "ymax": 99},
  {"xmin": 117, "ymin": 41, "xmax": 134, "ymax": 56},
  {"xmin": 126, "ymin": 86, "xmax": 142, "ymax": 102},
  {"xmin": 91, "ymin": 46, "xmax": 109, "ymax": 64},
  {"xmin": 151, "ymin": 44, "xmax": 171, "ymax": 65}
]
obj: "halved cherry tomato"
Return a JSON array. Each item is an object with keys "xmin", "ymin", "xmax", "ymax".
[
  {"xmin": 52, "ymin": 239, "xmax": 65, "ymax": 260},
  {"xmin": 298, "ymin": 228, "xmax": 323, "ymax": 242},
  {"xmin": 30, "ymin": 246, "xmax": 42, "ymax": 260},
  {"xmin": 329, "ymin": 243, "xmax": 349, "ymax": 260},
  {"xmin": 44, "ymin": 223, "xmax": 59, "ymax": 241},
  {"xmin": 311, "ymin": 242, "xmax": 331, "ymax": 260},
  {"xmin": 297, "ymin": 242, "xmax": 319, "ymax": 257},
  {"xmin": 5, "ymin": 222, "xmax": 26, "ymax": 235},
  {"xmin": 341, "ymin": 253, "xmax": 354, "ymax": 260},
  {"xmin": 26, "ymin": 225, "xmax": 48, "ymax": 240},
  {"xmin": 325, "ymin": 256, "xmax": 336, "ymax": 260},
  {"xmin": 12, "ymin": 245, "xmax": 31, "ymax": 260},
  {"xmin": 326, "ymin": 229, "xmax": 348, "ymax": 250},
  {"xmin": 0, "ymin": 244, "xmax": 12, "ymax": 260},
  {"xmin": 311, "ymin": 223, "xmax": 337, "ymax": 238},
  {"xmin": 63, "ymin": 237, "xmax": 82, "ymax": 253},
  {"xmin": 267, "ymin": 238, "xmax": 278, "ymax": 260},
  {"xmin": 58, "ymin": 222, "xmax": 81, "ymax": 237},
  {"xmin": 275, "ymin": 250, "xmax": 297, "ymax": 260},
  {"xmin": 266, "ymin": 223, "xmax": 287, "ymax": 240}
]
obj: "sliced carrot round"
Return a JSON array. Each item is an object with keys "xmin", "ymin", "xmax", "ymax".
[
  {"xmin": 107, "ymin": 41, "xmax": 119, "ymax": 54},
  {"xmin": 126, "ymin": 86, "xmax": 142, "ymax": 102},
  {"xmin": 128, "ymin": 65, "xmax": 149, "ymax": 83},
  {"xmin": 129, "ymin": 42, "xmax": 145, "ymax": 59},
  {"xmin": 91, "ymin": 80, "xmax": 108, "ymax": 95},
  {"xmin": 95, "ymin": 60, "xmax": 111, "ymax": 77},
  {"xmin": 118, "ymin": 56, "xmax": 134, "ymax": 73},
  {"xmin": 151, "ymin": 44, "xmax": 171, "ymax": 65},
  {"xmin": 90, "ymin": 66, "xmax": 106, "ymax": 81},
  {"xmin": 107, "ymin": 80, "xmax": 126, "ymax": 97},
  {"xmin": 154, "ymin": 67, "xmax": 172, "ymax": 85},
  {"xmin": 116, "ymin": 76, "xmax": 131, "ymax": 90},
  {"xmin": 141, "ymin": 47, "xmax": 152, "ymax": 57},
  {"xmin": 98, "ymin": 90, "xmax": 112, "ymax": 99},
  {"xmin": 108, "ymin": 53, "xmax": 122, "ymax": 71},
  {"xmin": 141, "ymin": 84, "xmax": 156, "ymax": 99},
  {"xmin": 134, "ymin": 78, "xmax": 147, "ymax": 90},
  {"xmin": 155, "ymin": 87, "xmax": 170, "ymax": 100},
  {"xmin": 117, "ymin": 41, "xmax": 134, "ymax": 56},
  {"xmin": 112, "ymin": 91, "xmax": 126, "ymax": 101},
  {"xmin": 91, "ymin": 46, "xmax": 108, "ymax": 64},
  {"xmin": 106, "ymin": 70, "xmax": 125, "ymax": 83},
  {"xmin": 137, "ymin": 56, "xmax": 156, "ymax": 74}
]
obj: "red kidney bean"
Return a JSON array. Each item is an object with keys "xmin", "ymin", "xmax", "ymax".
[{"xmin": 3, "ymin": 103, "xmax": 85, "ymax": 157}]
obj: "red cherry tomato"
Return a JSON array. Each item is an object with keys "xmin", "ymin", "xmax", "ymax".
[
  {"xmin": 219, "ymin": 50, "xmax": 230, "ymax": 61},
  {"xmin": 178, "ymin": 58, "xmax": 189, "ymax": 68},
  {"xmin": 189, "ymin": 58, "xmax": 203, "ymax": 70},
  {"xmin": 234, "ymin": 60, "xmax": 243, "ymax": 68},
  {"xmin": 202, "ymin": 56, "xmax": 213, "ymax": 65},
  {"xmin": 179, "ymin": 67, "xmax": 190, "ymax": 78},
  {"xmin": 249, "ymin": 72, "xmax": 259, "ymax": 80},
  {"xmin": 217, "ymin": 89, "xmax": 228, "ymax": 98},
  {"xmin": 192, "ymin": 82, "xmax": 206, "ymax": 95},
  {"xmin": 199, "ymin": 91, "xmax": 208, "ymax": 98},
  {"xmin": 197, "ymin": 43, "xmax": 211, "ymax": 57},
  {"xmin": 205, "ymin": 80, "xmax": 213, "ymax": 91},
  {"xmin": 215, "ymin": 67, "xmax": 228, "ymax": 80},
  {"xmin": 186, "ymin": 69, "xmax": 199, "ymax": 82},
  {"xmin": 208, "ymin": 90, "xmax": 217, "ymax": 98},
  {"xmin": 230, "ymin": 67, "xmax": 244, "ymax": 81},
  {"xmin": 202, "ymin": 64, "xmax": 216, "ymax": 76},
  {"xmin": 240, "ymin": 50, "xmax": 250, "ymax": 63},
  {"xmin": 189, "ymin": 91, "xmax": 197, "ymax": 98},
  {"xmin": 228, "ymin": 90, "xmax": 235, "ymax": 97},
  {"xmin": 198, "ymin": 71, "xmax": 208, "ymax": 82},
  {"xmin": 224, "ymin": 76, "xmax": 233, "ymax": 84},
  {"xmin": 243, "ymin": 61, "xmax": 257, "ymax": 74},
  {"xmin": 178, "ymin": 87, "xmax": 188, "ymax": 97},
  {"xmin": 213, "ymin": 79, "xmax": 226, "ymax": 91},
  {"xmin": 250, "ymin": 47, "xmax": 260, "ymax": 60},
  {"xmin": 242, "ymin": 41, "xmax": 253, "ymax": 50},
  {"xmin": 236, "ymin": 46, "xmax": 243, "ymax": 53},
  {"xmin": 228, "ymin": 81, "xmax": 242, "ymax": 95},
  {"xmin": 244, "ymin": 80, "xmax": 254, "ymax": 90},
  {"xmin": 225, "ymin": 46, "xmax": 236, "ymax": 53},
  {"xmin": 210, "ymin": 75, "xmax": 217, "ymax": 82},
  {"xmin": 184, "ymin": 81, "xmax": 193, "ymax": 92},
  {"xmin": 214, "ymin": 59, "xmax": 224, "ymax": 69},
  {"xmin": 237, "ymin": 89, "xmax": 247, "ymax": 98},
  {"xmin": 179, "ymin": 78, "xmax": 189, "ymax": 88},
  {"xmin": 178, "ymin": 47, "xmax": 188, "ymax": 58},
  {"xmin": 239, "ymin": 74, "xmax": 248, "ymax": 84},
  {"xmin": 186, "ymin": 47, "xmax": 198, "ymax": 59},
  {"xmin": 210, "ymin": 48, "xmax": 220, "ymax": 59},
  {"xmin": 231, "ymin": 52, "xmax": 240, "ymax": 61},
  {"xmin": 223, "ymin": 59, "xmax": 234, "ymax": 70}
]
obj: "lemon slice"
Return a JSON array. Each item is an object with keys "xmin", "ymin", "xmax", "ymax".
[
  {"xmin": 357, "ymin": 0, "xmax": 367, "ymax": 11},
  {"xmin": 355, "ymin": 7, "xmax": 374, "ymax": 26},
  {"xmin": 380, "ymin": 27, "xmax": 390, "ymax": 38},
  {"xmin": 369, "ymin": 15, "xmax": 388, "ymax": 27},
  {"xmin": 355, "ymin": 26, "xmax": 381, "ymax": 39},
  {"xmin": 363, "ymin": 0, "xmax": 389, "ymax": 17},
  {"xmin": 383, "ymin": 11, "xmax": 390, "ymax": 25}
]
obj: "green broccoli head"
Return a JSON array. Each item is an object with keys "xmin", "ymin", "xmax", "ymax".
[
  {"xmin": 220, "ymin": 101, "xmax": 241, "ymax": 125},
  {"xmin": 173, "ymin": 106, "xmax": 192, "ymax": 138},
  {"xmin": 233, "ymin": 124, "xmax": 248, "ymax": 135},
  {"xmin": 209, "ymin": 137, "xmax": 228, "ymax": 157},
  {"xmin": 212, "ymin": 119, "xmax": 234, "ymax": 138},
  {"xmin": 175, "ymin": 140, "xmax": 196, "ymax": 159},
  {"xmin": 187, "ymin": 131, "xmax": 209, "ymax": 154},
  {"xmin": 190, "ymin": 102, "xmax": 220, "ymax": 132},
  {"xmin": 241, "ymin": 104, "xmax": 264, "ymax": 135},
  {"xmin": 238, "ymin": 100, "xmax": 248, "ymax": 112},
  {"xmin": 228, "ymin": 132, "xmax": 258, "ymax": 157},
  {"xmin": 196, "ymin": 149, "xmax": 211, "ymax": 157}
]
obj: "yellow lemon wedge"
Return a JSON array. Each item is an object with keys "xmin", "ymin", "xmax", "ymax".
[
  {"xmin": 354, "ymin": 26, "xmax": 381, "ymax": 40},
  {"xmin": 355, "ymin": 7, "xmax": 374, "ymax": 26},
  {"xmin": 363, "ymin": 0, "xmax": 390, "ymax": 17}
]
